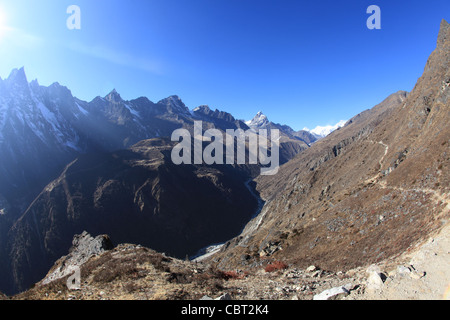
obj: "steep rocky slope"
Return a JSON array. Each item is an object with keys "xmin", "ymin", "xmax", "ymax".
[
  {"xmin": 211, "ymin": 20, "xmax": 449, "ymax": 275},
  {"xmin": 10, "ymin": 222, "xmax": 449, "ymax": 300}
]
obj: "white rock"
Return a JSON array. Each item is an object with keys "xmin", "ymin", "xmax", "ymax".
[
  {"xmin": 367, "ymin": 271, "xmax": 384, "ymax": 291},
  {"xmin": 306, "ymin": 265, "xmax": 317, "ymax": 272},
  {"xmin": 366, "ymin": 264, "xmax": 381, "ymax": 274},
  {"xmin": 397, "ymin": 265, "xmax": 411, "ymax": 275},
  {"xmin": 313, "ymin": 283, "xmax": 353, "ymax": 300},
  {"xmin": 410, "ymin": 271, "xmax": 425, "ymax": 279},
  {"xmin": 215, "ymin": 293, "xmax": 232, "ymax": 300}
]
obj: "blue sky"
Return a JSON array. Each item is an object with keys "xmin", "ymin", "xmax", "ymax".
[{"xmin": 0, "ymin": 0, "xmax": 448, "ymax": 130}]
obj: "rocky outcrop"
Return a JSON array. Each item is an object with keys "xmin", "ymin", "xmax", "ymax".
[{"xmin": 42, "ymin": 231, "xmax": 113, "ymax": 285}]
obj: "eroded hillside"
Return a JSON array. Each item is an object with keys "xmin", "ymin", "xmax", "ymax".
[{"xmin": 211, "ymin": 19, "xmax": 449, "ymax": 275}]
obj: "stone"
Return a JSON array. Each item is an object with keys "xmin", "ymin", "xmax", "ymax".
[
  {"xmin": 201, "ymin": 293, "xmax": 232, "ymax": 300},
  {"xmin": 313, "ymin": 283, "xmax": 353, "ymax": 300},
  {"xmin": 366, "ymin": 264, "xmax": 381, "ymax": 274},
  {"xmin": 367, "ymin": 271, "xmax": 384, "ymax": 291},
  {"xmin": 216, "ymin": 293, "xmax": 232, "ymax": 300},
  {"xmin": 311, "ymin": 270, "xmax": 322, "ymax": 278},
  {"xmin": 306, "ymin": 265, "xmax": 317, "ymax": 272},
  {"xmin": 397, "ymin": 265, "xmax": 411, "ymax": 276},
  {"xmin": 240, "ymin": 254, "xmax": 251, "ymax": 261},
  {"xmin": 410, "ymin": 271, "xmax": 425, "ymax": 279}
]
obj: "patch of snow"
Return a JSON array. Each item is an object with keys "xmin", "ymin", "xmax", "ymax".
[
  {"xmin": 191, "ymin": 243, "xmax": 225, "ymax": 262},
  {"xmin": 124, "ymin": 104, "xmax": 141, "ymax": 118},
  {"xmin": 76, "ymin": 102, "xmax": 89, "ymax": 117},
  {"xmin": 64, "ymin": 140, "xmax": 80, "ymax": 151}
]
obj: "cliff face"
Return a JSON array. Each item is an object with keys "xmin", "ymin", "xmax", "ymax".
[{"xmin": 212, "ymin": 20, "xmax": 449, "ymax": 273}]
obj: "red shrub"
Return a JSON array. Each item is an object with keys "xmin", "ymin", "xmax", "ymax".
[
  {"xmin": 221, "ymin": 270, "xmax": 245, "ymax": 280},
  {"xmin": 264, "ymin": 261, "xmax": 288, "ymax": 273}
]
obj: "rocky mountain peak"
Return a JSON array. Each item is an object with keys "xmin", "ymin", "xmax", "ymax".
[
  {"xmin": 193, "ymin": 105, "xmax": 211, "ymax": 114},
  {"xmin": 105, "ymin": 88, "xmax": 123, "ymax": 102},
  {"xmin": 246, "ymin": 111, "xmax": 269, "ymax": 128},
  {"xmin": 158, "ymin": 95, "xmax": 190, "ymax": 115},
  {"xmin": 7, "ymin": 67, "xmax": 27, "ymax": 84},
  {"xmin": 4, "ymin": 67, "xmax": 29, "ymax": 94},
  {"xmin": 437, "ymin": 19, "xmax": 449, "ymax": 48}
]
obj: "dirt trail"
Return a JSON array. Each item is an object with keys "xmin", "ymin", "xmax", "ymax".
[
  {"xmin": 364, "ymin": 140, "xmax": 449, "ymax": 213},
  {"xmin": 351, "ymin": 140, "xmax": 450, "ymax": 299},
  {"xmin": 377, "ymin": 141, "xmax": 389, "ymax": 168},
  {"xmin": 348, "ymin": 222, "xmax": 450, "ymax": 300}
]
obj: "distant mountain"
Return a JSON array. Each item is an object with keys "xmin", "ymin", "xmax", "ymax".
[
  {"xmin": 0, "ymin": 68, "xmax": 88, "ymax": 219},
  {"xmin": 245, "ymin": 111, "xmax": 315, "ymax": 162},
  {"xmin": 246, "ymin": 111, "xmax": 333, "ymax": 145},
  {"xmin": 192, "ymin": 105, "xmax": 249, "ymax": 131},
  {"xmin": 245, "ymin": 111, "xmax": 270, "ymax": 128},
  {"xmin": 303, "ymin": 120, "xmax": 348, "ymax": 139},
  {"xmin": 0, "ymin": 73, "xmax": 308, "ymax": 221}
]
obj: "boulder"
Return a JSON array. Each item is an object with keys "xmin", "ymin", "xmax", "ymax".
[
  {"xmin": 366, "ymin": 264, "xmax": 385, "ymax": 291},
  {"xmin": 313, "ymin": 283, "xmax": 353, "ymax": 300}
]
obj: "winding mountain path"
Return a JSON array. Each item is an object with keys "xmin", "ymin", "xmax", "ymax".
[{"xmin": 364, "ymin": 140, "xmax": 449, "ymax": 215}]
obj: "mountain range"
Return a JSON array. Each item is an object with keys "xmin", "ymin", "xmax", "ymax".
[
  {"xmin": 0, "ymin": 19, "xmax": 447, "ymax": 300},
  {"xmin": 302, "ymin": 120, "xmax": 348, "ymax": 139},
  {"xmin": 0, "ymin": 68, "xmax": 325, "ymax": 218},
  {"xmin": 0, "ymin": 64, "xmax": 339, "ymax": 294}
]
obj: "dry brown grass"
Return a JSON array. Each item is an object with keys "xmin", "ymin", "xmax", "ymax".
[{"xmin": 264, "ymin": 261, "xmax": 288, "ymax": 273}]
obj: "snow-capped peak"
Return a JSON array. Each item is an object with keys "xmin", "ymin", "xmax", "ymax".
[
  {"xmin": 246, "ymin": 111, "xmax": 269, "ymax": 128},
  {"xmin": 303, "ymin": 120, "xmax": 347, "ymax": 138}
]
